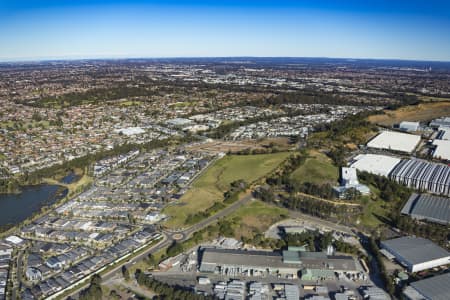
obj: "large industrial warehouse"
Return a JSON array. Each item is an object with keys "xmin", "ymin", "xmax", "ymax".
[
  {"xmin": 381, "ymin": 236, "xmax": 450, "ymax": 273},
  {"xmin": 432, "ymin": 139, "xmax": 450, "ymax": 161},
  {"xmin": 366, "ymin": 131, "xmax": 421, "ymax": 154},
  {"xmin": 403, "ymin": 273, "xmax": 450, "ymax": 300},
  {"xmin": 350, "ymin": 154, "xmax": 401, "ymax": 177},
  {"xmin": 401, "ymin": 193, "xmax": 450, "ymax": 225},
  {"xmin": 389, "ymin": 159, "xmax": 450, "ymax": 196},
  {"xmin": 198, "ymin": 248, "xmax": 361, "ymax": 279}
]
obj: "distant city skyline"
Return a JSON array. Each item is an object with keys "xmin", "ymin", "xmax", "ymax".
[{"xmin": 1, "ymin": 0, "xmax": 450, "ymax": 62}]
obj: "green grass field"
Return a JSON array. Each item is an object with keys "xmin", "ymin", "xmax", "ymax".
[
  {"xmin": 163, "ymin": 152, "xmax": 290, "ymax": 228},
  {"xmin": 227, "ymin": 199, "xmax": 288, "ymax": 239},
  {"xmin": 290, "ymin": 151, "xmax": 339, "ymax": 185},
  {"xmin": 357, "ymin": 185, "xmax": 391, "ymax": 229}
]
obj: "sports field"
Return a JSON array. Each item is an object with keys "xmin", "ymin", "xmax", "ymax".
[{"xmin": 163, "ymin": 152, "xmax": 290, "ymax": 228}]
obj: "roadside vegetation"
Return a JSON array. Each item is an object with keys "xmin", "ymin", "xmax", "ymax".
[{"xmin": 135, "ymin": 270, "xmax": 214, "ymax": 300}]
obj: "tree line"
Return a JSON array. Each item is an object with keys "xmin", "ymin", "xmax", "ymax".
[{"xmin": 135, "ymin": 270, "xmax": 214, "ymax": 300}]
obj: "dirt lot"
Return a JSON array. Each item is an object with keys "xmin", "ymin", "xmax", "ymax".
[
  {"xmin": 186, "ymin": 137, "xmax": 292, "ymax": 153},
  {"xmin": 368, "ymin": 102, "xmax": 450, "ymax": 127}
]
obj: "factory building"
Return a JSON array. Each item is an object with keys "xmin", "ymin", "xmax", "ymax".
[
  {"xmin": 430, "ymin": 117, "xmax": 450, "ymax": 129},
  {"xmin": 381, "ymin": 236, "xmax": 450, "ymax": 273},
  {"xmin": 403, "ymin": 273, "xmax": 450, "ymax": 300},
  {"xmin": 350, "ymin": 154, "xmax": 401, "ymax": 177},
  {"xmin": 436, "ymin": 126, "xmax": 450, "ymax": 140},
  {"xmin": 333, "ymin": 167, "xmax": 370, "ymax": 198},
  {"xmin": 399, "ymin": 121, "xmax": 420, "ymax": 132},
  {"xmin": 366, "ymin": 131, "xmax": 421, "ymax": 154},
  {"xmin": 401, "ymin": 193, "xmax": 450, "ymax": 225},
  {"xmin": 198, "ymin": 247, "xmax": 361, "ymax": 279},
  {"xmin": 432, "ymin": 139, "xmax": 450, "ymax": 161},
  {"xmin": 389, "ymin": 159, "xmax": 450, "ymax": 196}
]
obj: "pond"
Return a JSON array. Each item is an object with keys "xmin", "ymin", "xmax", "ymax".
[
  {"xmin": 60, "ymin": 172, "xmax": 81, "ymax": 184},
  {"xmin": 0, "ymin": 184, "xmax": 67, "ymax": 227}
]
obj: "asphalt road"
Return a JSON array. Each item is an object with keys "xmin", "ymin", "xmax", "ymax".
[{"xmin": 182, "ymin": 194, "xmax": 253, "ymax": 237}]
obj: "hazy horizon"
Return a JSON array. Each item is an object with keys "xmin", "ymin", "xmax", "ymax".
[{"xmin": 1, "ymin": 0, "xmax": 450, "ymax": 61}]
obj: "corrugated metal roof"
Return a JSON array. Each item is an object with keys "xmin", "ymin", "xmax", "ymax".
[
  {"xmin": 381, "ymin": 236, "xmax": 450, "ymax": 265},
  {"xmin": 401, "ymin": 193, "xmax": 450, "ymax": 224},
  {"xmin": 199, "ymin": 248, "xmax": 357, "ymax": 272},
  {"xmin": 410, "ymin": 273, "xmax": 450, "ymax": 300}
]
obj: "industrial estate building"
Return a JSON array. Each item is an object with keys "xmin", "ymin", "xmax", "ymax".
[
  {"xmin": 399, "ymin": 121, "xmax": 420, "ymax": 132},
  {"xmin": 366, "ymin": 131, "xmax": 421, "ymax": 154},
  {"xmin": 199, "ymin": 247, "xmax": 362, "ymax": 280},
  {"xmin": 430, "ymin": 117, "xmax": 450, "ymax": 129},
  {"xmin": 351, "ymin": 153, "xmax": 450, "ymax": 197},
  {"xmin": 432, "ymin": 139, "xmax": 450, "ymax": 161},
  {"xmin": 389, "ymin": 159, "xmax": 450, "ymax": 197},
  {"xmin": 333, "ymin": 167, "xmax": 370, "ymax": 198},
  {"xmin": 403, "ymin": 272, "xmax": 450, "ymax": 300},
  {"xmin": 381, "ymin": 236, "xmax": 450, "ymax": 273},
  {"xmin": 436, "ymin": 126, "xmax": 450, "ymax": 140},
  {"xmin": 401, "ymin": 193, "xmax": 450, "ymax": 225},
  {"xmin": 350, "ymin": 154, "xmax": 401, "ymax": 177}
]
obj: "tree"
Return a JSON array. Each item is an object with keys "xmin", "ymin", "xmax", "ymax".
[
  {"xmin": 166, "ymin": 241, "xmax": 184, "ymax": 257},
  {"xmin": 146, "ymin": 253, "xmax": 156, "ymax": 266},
  {"xmin": 109, "ymin": 290, "xmax": 121, "ymax": 300},
  {"xmin": 122, "ymin": 265, "xmax": 130, "ymax": 280},
  {"xmin": 79, "ymin": 274, "xmax": 102, "ymax": 300}
]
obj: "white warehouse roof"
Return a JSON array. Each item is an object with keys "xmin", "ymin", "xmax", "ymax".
[
  {"xmin": 367, "ymin": 131, "xmax": 421, "ymax": 153},
  {"xmin": 399, "ymin": 121, "xmax": 419, "ymax": 132},
  {"xmin": 350, "ymin": 154, "xmax": 401, "ymax": 177},
  {"xmin": 436, "ymin": 126, "xmax": 450, "ymax": 140},
  {"xmin": 432, "ymin": 139, "xmax": 450, "ymax": 161}
]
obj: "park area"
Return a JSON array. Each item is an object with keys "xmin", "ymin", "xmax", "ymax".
[{"xmin": 163, "ymin": 152, "xmax": 290, "ymax": 228}]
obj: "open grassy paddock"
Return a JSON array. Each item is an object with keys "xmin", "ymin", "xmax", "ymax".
[
  {"xmin": 163, "ymin": 152, "xmax": 290, "ymax": 228},
  {"xmin": 226, "ymin": 199, "xmax": 288, "ymax": 240},
  {"xmin": 368, "ymin": 102, "xmax": 450, "ymax": 127},
  {"xmin": 357, "ymin": 189, "xmax": 391, "ymax": 229},
  {"xmin": 290, "ymin": 150, "xmax": 339, "ymax": 185}
]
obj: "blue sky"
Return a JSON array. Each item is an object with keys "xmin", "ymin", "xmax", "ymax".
[{"xmin": 0, "ymin": 0, "xmax": 449, "ymax": 61}]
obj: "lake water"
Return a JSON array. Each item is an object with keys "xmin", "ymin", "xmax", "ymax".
[
  {"xmin": 0, "ymin": 184, "xmax": 67, "ymax": 227},
  {"xmin": 61, "ymin": 172, "xmax": 81, "ymax": 184}
]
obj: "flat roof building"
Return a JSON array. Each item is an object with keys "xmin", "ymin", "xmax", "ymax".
[
  {"xmin": 432, "ymin": 139, "xmax": 450, "ymax": 161},
  {"xmin": 399, "ymin": 121, "xmax": 420, "ymax": 132},
  {"xmin": 430, "ymin": 117, "xmax": 450, "ymax": 129},
  {"xmin": 403, "ymin": 273, "xmax": 450, "ymax": 300},
  {"xmin": 199, "ymin": 248, "xmax": 360, "ymax": 278},
  {"xmin": 401, "ymin": 193, "xmax": 450, "ymax": 225},
  {"xmin": 381, "ymin": 236, "xmax": 450, "ymax": 272},
  {"xmin": 367, "ymin": 131, "xmax": 421, "ymax": 154},
  {"xmin": 436, "ymin": 126, "xmax": 450, "ymax": 141},
  {"xmin": 333, "ymin": 167, "xmax": 370, "ymax": 198},
  {"xmin": 341, "ymin": 167, "xmax": 358, "ymax": 186},
  {"xmin": 350, "ymin": 154, "xmax": 401, "ymax": 177}
]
